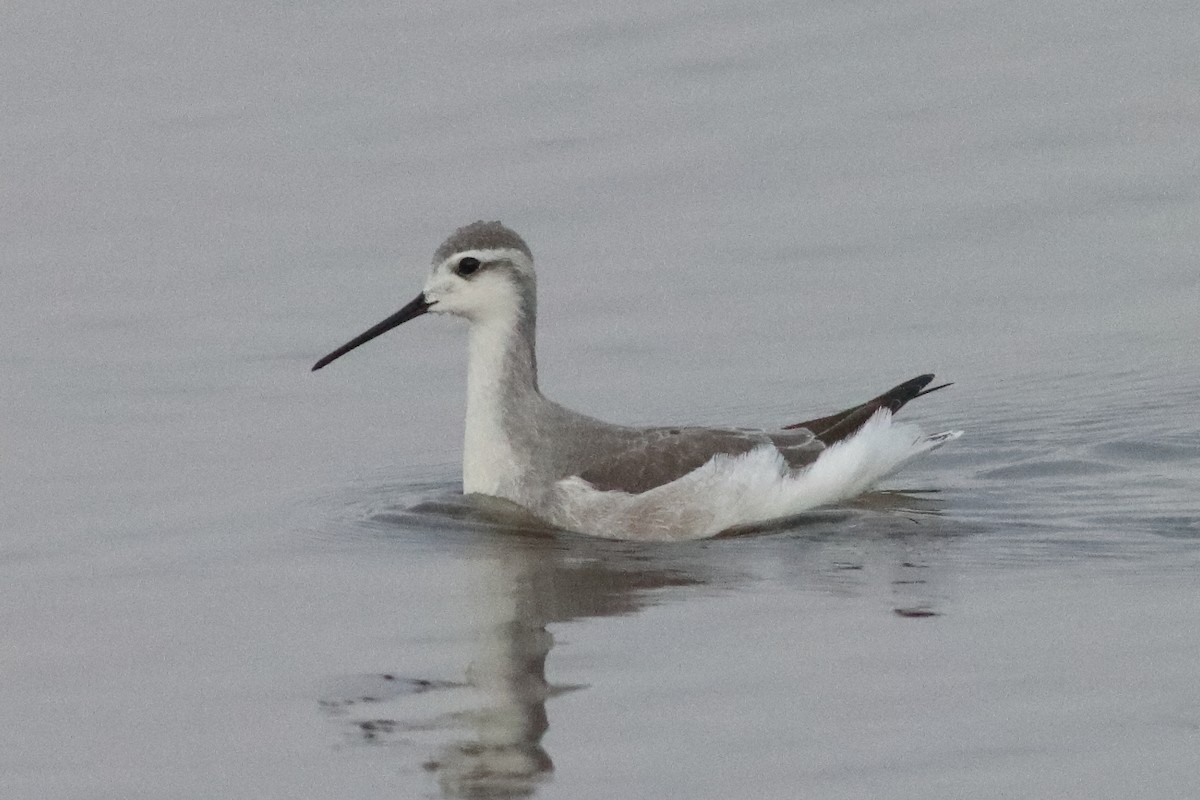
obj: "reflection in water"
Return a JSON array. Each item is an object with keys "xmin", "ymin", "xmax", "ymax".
[
  {"xmin": 430, "ymin": 615, "xmax": 554, "ymax": 797},
  {"xmin": 421, "ymin": 518, "xmax": 712, "ymax": 799},
  {"xmin": 321, "ymin": 489, "xmax": 960, "ymax": 798},
  {"xmin": 426, "ymin": 538, "xmax": 563, "ymax": 798}
]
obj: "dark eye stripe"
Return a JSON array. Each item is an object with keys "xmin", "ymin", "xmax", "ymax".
[{"xmin": 456, "ymin": 256, "xmax": 481, "ymax": 276}]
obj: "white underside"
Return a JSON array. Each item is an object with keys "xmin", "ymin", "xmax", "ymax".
[{"xmin": 541, "ymin": 409, "xmax": 963, "ymax": 541}]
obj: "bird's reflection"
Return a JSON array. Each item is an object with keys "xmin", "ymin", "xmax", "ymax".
[
  {"xmin": 417, "ymin": 499, "xmax": 719, "ymax": 798},
  {"xmin": 318, "ymin": 488, "xmax": 961, "ymax": 798}
]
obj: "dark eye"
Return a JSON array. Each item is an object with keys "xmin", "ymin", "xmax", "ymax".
[{"xmin": 456, "ymin": 256, "xmax": 481, "ymax": 276}]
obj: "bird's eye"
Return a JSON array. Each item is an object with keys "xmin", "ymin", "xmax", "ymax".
[{"xmin": 456, "ymin": 257, "xmax": 481, "ymax": 276}]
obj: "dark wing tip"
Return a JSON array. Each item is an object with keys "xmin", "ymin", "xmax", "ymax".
[
  {"xmin": 783, "ymin": 373, "xmax": 953, "ymax": 444},
  {"xmin": 916, "ymin": 381, "xmax": 953, "ymax": 398}
]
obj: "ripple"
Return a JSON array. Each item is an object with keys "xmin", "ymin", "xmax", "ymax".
[
  {"xmin": 1091, "ymin": 439, "xmax": 1198, "ymax": 463},
  {"xmin": 976, "ymin": 458, "xmax": 1123, "ymax": 480}
]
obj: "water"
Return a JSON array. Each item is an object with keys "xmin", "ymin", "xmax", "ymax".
[{"xmin": 3, "ymin": 0, "xmax": 1198, "ymax": 797}]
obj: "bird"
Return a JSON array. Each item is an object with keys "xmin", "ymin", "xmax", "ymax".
[{"xmin": 313, "ymin": 221, "xmax": 961, "ymax": 541}]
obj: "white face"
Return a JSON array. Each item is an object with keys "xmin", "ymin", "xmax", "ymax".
[{"xmin": 423, "ymin": 247, "xmax": 534, "ymax": 323}]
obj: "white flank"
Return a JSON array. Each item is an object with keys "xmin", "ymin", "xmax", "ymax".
[{"xmin": 548, "ymin": 409, "xmax": 963, "ymax": 541}]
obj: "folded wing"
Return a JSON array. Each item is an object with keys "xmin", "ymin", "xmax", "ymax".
[
  {"xmin": 575, "ymin": 426, "xmax": 822, "ymax": 494},
  {"xmin": 573, "ymin": 374, "xmax": 951, "ymax": 495}
]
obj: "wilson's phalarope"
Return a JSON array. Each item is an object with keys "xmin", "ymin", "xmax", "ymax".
[{"xmin": 314, "ymin": 221, "xmax": 960, "ymax": 540}]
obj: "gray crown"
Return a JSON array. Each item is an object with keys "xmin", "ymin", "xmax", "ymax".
[{"xmin": 433, "ymin": 221, "xmax": 533, "ymax": 264}]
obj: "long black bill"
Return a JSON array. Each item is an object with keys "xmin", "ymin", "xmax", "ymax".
[{"xmin": 311, "ymin": 293, "xmax": 431, "ymax": 371}]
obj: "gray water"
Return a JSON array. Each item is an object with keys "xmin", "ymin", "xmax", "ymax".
[{"xmin": 4, "ymin": 1, "xmax": 1199, "ymax": 797}]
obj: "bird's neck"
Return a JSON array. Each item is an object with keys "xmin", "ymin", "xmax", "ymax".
[{"xmin": 462, "ymin": 301, "xmax": 540, "ymax": 496}]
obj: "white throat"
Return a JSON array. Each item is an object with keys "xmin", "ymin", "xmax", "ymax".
[{"xmin": 462, "ymin": 308, "xmax": 532, "ymax": 497}]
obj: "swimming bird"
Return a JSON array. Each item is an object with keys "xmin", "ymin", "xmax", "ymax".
[{"xmin": 313, "ymin": 221, "xmax": 960, "ymax": 540}]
